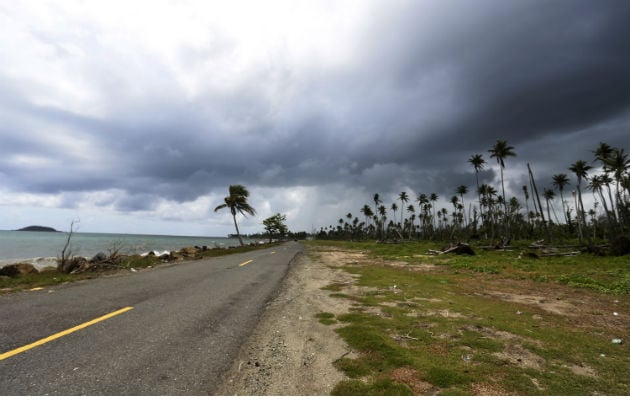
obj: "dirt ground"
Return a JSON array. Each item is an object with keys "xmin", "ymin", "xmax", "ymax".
[
  {"xmin": 215, "ymin": 248, "xmax": 357, "ymax": 395},
  {"xmin": 215, "ymin": 245, "xmax": 630, "ymax": 395}
]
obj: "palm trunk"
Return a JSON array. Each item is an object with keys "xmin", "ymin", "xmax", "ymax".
[
  {"xmin": 559, "ymin": 190, "xmax": 567, "ymax": 225},
  {"xmin": 232, "ymin": 211, "xmax": 244, "ymax": 246}
]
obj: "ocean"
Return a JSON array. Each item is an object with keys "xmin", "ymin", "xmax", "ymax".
[{"xmin": 0, "ymin": 230, "xmax": 257, "ymax": 269}]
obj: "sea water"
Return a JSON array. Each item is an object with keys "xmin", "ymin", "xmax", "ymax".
[{"xmin": 0, "ymin": 230, "xmax": 256, "ymax": 268}]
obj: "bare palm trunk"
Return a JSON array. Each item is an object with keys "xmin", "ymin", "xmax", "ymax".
[{"xmin": 232, "ymin": 211, "xmax": 244, "ymax": 246}]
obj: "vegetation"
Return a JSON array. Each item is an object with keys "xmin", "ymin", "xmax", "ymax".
[
  {"xmin": 214, "ymin": 184, "xmax": 257, "ymax": 246},
  {"xmin": 262, "ymin": 213, "xmax": 288, "ymax": 243},
  {"xmin": 306, "ymin": 241, "xmax": 629, "ymax": 395},
  {"xmin": 316, "ymin": 141, "xmax": 630, "ymax": 251},
  {"xmin": 0, "ymin": 242, "xmax": 282, "ymax": 293}
]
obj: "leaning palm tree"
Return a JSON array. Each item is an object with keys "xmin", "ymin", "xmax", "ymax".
[
  {"xmin": 488, "ymin": 139, "xmax": 517, "ymax": 218},
  {"xmin": 214, "ymin": 184, "xmax": 256, "ymax": 246},
  {"xmin": 588, "ymin": 174, "xmax": 614, "ymax": 229},
  {"xmin": 552, "ymin": 173, "xmax": 570, "ymax": 225},
  {"xmin": 593, "ymin": 142, "xmax": 614, "ymax": 166},
  {"xmin": 456, "ymin": 185, "xmax": 469, "ymax": 226}
]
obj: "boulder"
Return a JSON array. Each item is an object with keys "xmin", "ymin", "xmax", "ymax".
[
  {"xmin": 0, "ymin": 265, "xmax": 19, "ymax": 277},
  {"xmin": 179, "ymin": 247, "xmax": 200, "ymax": 258},
  {"xmin": 0, "ymin": 263, "xmax": 39, "ymax": 277},
  {"xmin": 610, "ymin": 235, "xmax": 630, "ymax": 256},
  {"xmin": 91, "ymin": 252, "xmax": 108, "ymax": 263}
]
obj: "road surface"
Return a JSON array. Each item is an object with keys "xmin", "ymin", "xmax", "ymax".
[{"xmin": 0, "ymin": 242, "xmax": 302, "ymax": 395}]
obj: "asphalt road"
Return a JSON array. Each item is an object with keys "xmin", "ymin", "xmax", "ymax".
[{"xmin": 0, "ymin": 241, "xmax": 302, "ymax": 395}]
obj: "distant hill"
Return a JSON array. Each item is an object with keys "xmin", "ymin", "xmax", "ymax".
[{"xmin": 16, "ymin": 225, "xmax": 59, "ymax": 232}]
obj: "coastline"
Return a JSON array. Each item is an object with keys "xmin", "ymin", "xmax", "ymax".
[{"xmin": 0, "ymin": 230, "xmax": 261, "ymax": 268}]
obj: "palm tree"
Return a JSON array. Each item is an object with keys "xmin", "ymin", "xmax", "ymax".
[
  {"xmin": 569, "ymin": 160, "xmax": 592, "ymax": 242},
  {"xmin": 373, "ymin": 193, "xmax": 382, "ymax": 237},
  {"xmin": 488, "ymin": 139, "xmax": 517, "ymax": 218},
  {"xmin": 588, "ymin": 174, "xmax": 613, "ymax": 228},
  {"xmin": 468, "ymin": 154, "xmax": 486, "ymax": 223},
  {"xmin": 522, "ymin": 185, "xmax": 531, "ymax": 225},
  {"xmin": 552, "ymin": 173, "xmax": 570, "ymax": 225},
  {"xmin": 360, "ymin": 204, "xmax": 374, "ymax": 236},
  {"xmin": 450, "ymin": 196, "xmax": 460, "ymax": 226},
  {"xmin": 391, "ymin": 203, "xmax": 398, "ymax": 220},
  {"xmin": 604, "ymin": 148, "xmax": 630, "ymax": 210},
  {"xmin": 214, "ymin": 184, "xmax": 256, "ymax": 246},
  {"xmin": 593, "ymin": 142, "xmax": 614, "ymax": 165},
  {"xmin": 378, "ymin": 205, "xmax": 387, "ymax": 240},
  {"xmin": 430, "ymin": 193, "xmax": 439, "ymax": 229},
  {"xmin": 456, "ymin": 185, "xmax": 469, "ymax": 226},
  {"xmin": 543, "ymin": 188, "xmax": 557, "ymax": 224},
  {"xmin": 398, "ymin": 192, "xmax": 409, "ymax": 226}
]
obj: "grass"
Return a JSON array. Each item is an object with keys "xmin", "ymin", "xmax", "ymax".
[
  {"xmin": 307, "ymin": 240, "xmax": 630, "ymax": 395},
  {"xmin": 0, "ymin": 242, "xmax": 282, "ymax": 293},
  {"xmin": 314, "ymin": 239, "xmax": 630, "ymax": 295}
]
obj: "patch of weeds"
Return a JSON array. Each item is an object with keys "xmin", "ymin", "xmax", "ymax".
[
  {"xmin": 331, "ymin": 378, "xmax": 413, "ymax": 395},
  {"xmin": 321, "ymin": 282, "xmax": 347, "ymax": 291},
  {"xmin": 0, "ymin": 270, "xmax": 99, "ymax": 291},
  {"xmin": 315, "ymin": 312, "xmax": 337, "ymax": 325},
  {"xmin": 333, "ymin": 358, "xmax": 372, "ymax": 378},
  {"xmin": 459, "ymin": 330, "xmax": 504, "ymax": 352},
  {"xmin": 426, "ymin": 366, "xmax": 471, "ymax": 388},
  {"xmin": 335, "ymin": 324, "xmax": 415, "ymax": 370}
]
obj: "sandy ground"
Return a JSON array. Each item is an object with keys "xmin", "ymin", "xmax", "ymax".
[{"xmin": 215, "ymin": 247, "xmax": 355, "ymax": 395}]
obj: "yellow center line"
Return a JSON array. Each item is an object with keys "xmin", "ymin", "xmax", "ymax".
[
  {"xmin": 0, "ymin": 306, "xmax": 134, "ymax": 361},
  {"xmin": 29, "ymin": 287, "xmax": 43, "ymax": 291},
  {"xmin": 239, "ymin": 259, "xmax": 254, "ymax": 267},
  {"xmin": 270, "ymin": 251, "xmax": 276, "ymax": 254}
]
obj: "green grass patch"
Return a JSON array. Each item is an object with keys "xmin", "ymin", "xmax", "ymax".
[
  {"xmin": 315, "ymin": 312, "xmax": 337, "ymax": 325},
  {"xmin": 305, "ymin": 241, "xmax": 630, "ymax": 395},
  {"xmin": 331, "ymin": 378, "xmax": 413, "ymax": 396}
]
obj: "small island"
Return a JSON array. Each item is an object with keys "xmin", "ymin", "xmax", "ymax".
[{"xmin": 16, "ymin": 225, "xmax": 59, "ymax": 232}]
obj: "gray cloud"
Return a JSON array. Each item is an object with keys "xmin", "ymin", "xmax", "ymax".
[{"xmin": 0, "ymin": 0, "xmax": 628, "ymax": 234}]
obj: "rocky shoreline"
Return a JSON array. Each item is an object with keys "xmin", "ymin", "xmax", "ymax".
[{"xmin": 0, "ymin": 243, "xmax": 266, "ymax": 278}]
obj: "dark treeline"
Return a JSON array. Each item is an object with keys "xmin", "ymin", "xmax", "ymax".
[{"xmin": 316, "ymin": 141, "xmax": 630, "ymax": 247}]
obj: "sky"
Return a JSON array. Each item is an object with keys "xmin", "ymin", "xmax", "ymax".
[{"xmin": 0, "ymin": 0, "xmax": 629, "ymax": 236}]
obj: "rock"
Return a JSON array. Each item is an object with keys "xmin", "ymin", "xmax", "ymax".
[
  {"xmin": 159, "ymin": 253, "xmax": 172, "ymax": 261},
  {"xmin": 179, "ymin": 247, "xmax": 201, "ymax": 258},
  {"xmin": 91, "ymin": 252, "xmax": 108, "ymax": 263},
  {"xmin": 17, "ymin": 263, "xmax": 38, "ymax": 275},
  {"xmin": 0, "ymin": 263, "xmax": 38, "ymax": 277},
  {"xmin": 0, "ymin": 265, "xmax": 19, "ymax": 277}
]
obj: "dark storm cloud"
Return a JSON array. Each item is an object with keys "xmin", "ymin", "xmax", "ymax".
[
  {"xmin": 0, "ymin": 0, "xmax": 628, "ymax": 226},
  {"xmin": 381, "ymin": 0, "xmax": 630, "ymax": 161}
]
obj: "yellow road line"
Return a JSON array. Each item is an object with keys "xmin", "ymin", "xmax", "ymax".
[
  {"xmin": 239, "ymin": 259, "xmax": 253, "ymax": 267},
  {"xmin": 29, "ymin": 287, "xmax": 43, "ymax": 291},
  {"xmin": 270, "ymin": 251, "xmax": 276, "ymax": 254},
  {"xmin": 0, "ymin": 306, "xmax": 134, "ymax": 361}
]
